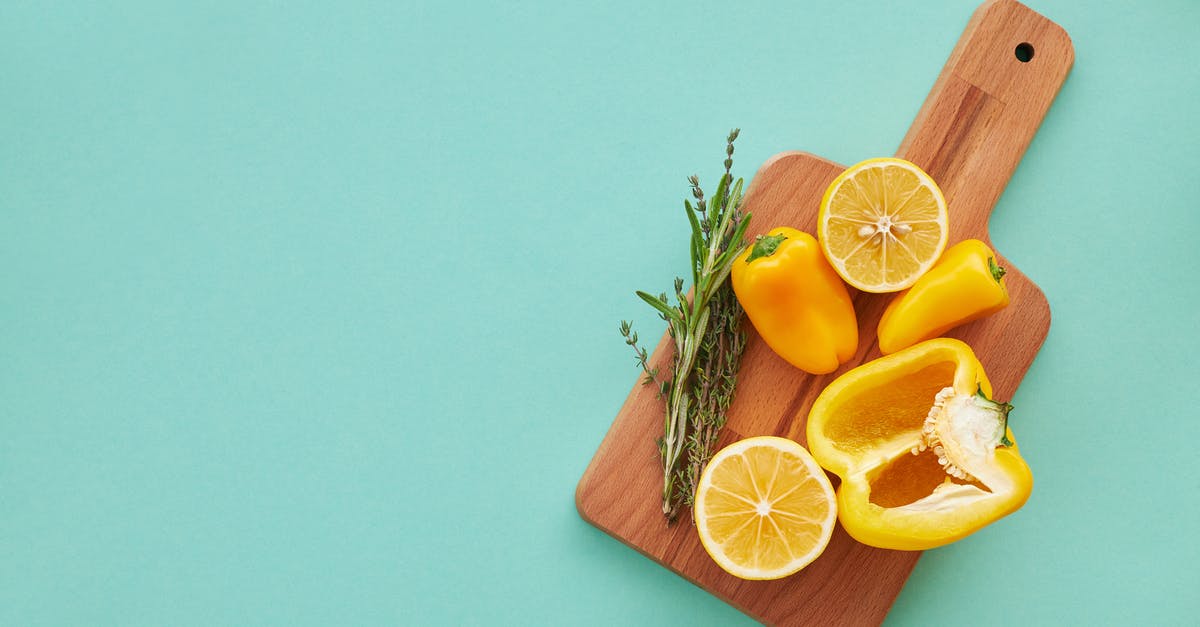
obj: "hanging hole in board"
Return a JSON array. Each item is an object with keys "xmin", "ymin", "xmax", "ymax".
[{"xmin": 1015, "ymin": 42, "xmax": 1034, "ymax": 62}]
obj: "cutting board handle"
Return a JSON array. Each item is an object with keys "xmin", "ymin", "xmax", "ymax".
[{"xmin": 896, "ymin": 0, "xmax": 1073, "ymax": 243}]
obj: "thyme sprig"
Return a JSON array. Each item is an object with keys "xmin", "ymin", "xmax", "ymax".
[
  {"xmin": 620, "ymin": 129, "xmax": 751, "ymax": 522},
  {"xmin": 680, "ymin": 277, "xmax": 745, "ymax": 513}
]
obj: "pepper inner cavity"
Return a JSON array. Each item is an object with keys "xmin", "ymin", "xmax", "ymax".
[
  {"xmin": 823, "ymin": 361, "xmax": 957, "ymax": 454},
  {"xmin": 869, "ymin": 447, "xmax": 990, "ymax": 508}
]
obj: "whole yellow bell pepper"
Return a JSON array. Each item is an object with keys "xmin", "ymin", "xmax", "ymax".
[
  {"xmin": 877, "ymin": 239, "xmax": 1010, "ymax": 354},
  {"xmin": 805, "ymin": 338, "xmax": 1032, "ymax": 550},
  {"xmin": 731, "ymin": 227, "xmax": 858, "ymax": 374}
]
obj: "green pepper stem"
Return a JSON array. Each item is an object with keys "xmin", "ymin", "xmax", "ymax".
[
  {"xmin": 975, "ymin": 385, "xmax": 1015, "ymax": 447},
  {"xmin": 745, "ymin": 233, "xmax": 787, "ymax": 263},
  {"xmin": 988, "ymin": 256, "xmax": 1007, "ymax": 283}
]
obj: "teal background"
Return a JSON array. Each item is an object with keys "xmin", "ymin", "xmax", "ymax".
[{"xmin": 2, "ymin": 1, "xmax": 1197, "ymax": 624}]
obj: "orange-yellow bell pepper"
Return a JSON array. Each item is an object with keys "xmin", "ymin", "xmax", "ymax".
[
  {"xmin": 805, "ymin": 338, "xmax": 1032, "ymax": 550},
  {"xmin": 877, "ymin": 239, "xmax": 1010, "ymax": 354},
  {"xmin": 731, "ymin": 227, "xmax": 858, "ymax": 374}
]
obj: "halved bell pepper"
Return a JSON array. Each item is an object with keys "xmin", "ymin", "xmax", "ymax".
[
  {"xmin": 877, "ymin": 239, "xmax": 1010, "ymax": 354},
  {"xmin": 731, "ymin": 227, "xmax": 858, "ymax": 374},
  {"xmin": 805, "ymin": 338, "xmax": 1032, "ymax": 550}
]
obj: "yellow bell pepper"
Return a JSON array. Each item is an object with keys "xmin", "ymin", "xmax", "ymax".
[
  {"xmin": 731, "ymin": 227, "xmax": 858, "ymax": 375},
  {"xmin": 877, "ymin": 239, "xmax": 1010, "ymax": 354},
  {"xmin": 805, "ymin": 338, "xmax": 1032, "ymax": 550}
]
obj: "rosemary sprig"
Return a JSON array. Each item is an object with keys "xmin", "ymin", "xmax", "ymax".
[{"xmin": 620, "ymin": 129, "xmax": 751, "ymax": 522}]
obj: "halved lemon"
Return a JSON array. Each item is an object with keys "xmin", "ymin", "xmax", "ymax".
[
  {"xmin": 818, "ymin": 158, "xmax": 948, "ymax": 293},
  {"xmin": 694, "ymin": 436, "xmax": 837, "ymax": 580}
]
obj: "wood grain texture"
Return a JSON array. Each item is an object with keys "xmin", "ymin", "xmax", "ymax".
[{"xmin": 577, "ymin": 1, "xmax": 1073, "ymax": 624}]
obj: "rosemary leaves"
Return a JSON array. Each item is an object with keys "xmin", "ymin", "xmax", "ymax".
[{"xmin": 620, "ymin": 129, "xmax": 751, "ymax": 522}]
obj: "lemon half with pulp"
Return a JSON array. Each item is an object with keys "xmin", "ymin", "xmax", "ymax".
[
  {"xmin": 818, "ymin": 157, "xmax": 948, "ymax": 293},
  {"xmin": 694, "ymin": 436, "xmax": 837, "ymax": 580}
]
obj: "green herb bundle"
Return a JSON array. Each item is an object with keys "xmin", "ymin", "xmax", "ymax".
[{"xmin": 621, "ymin": 130, "xmax": 751, "ymax": 522}]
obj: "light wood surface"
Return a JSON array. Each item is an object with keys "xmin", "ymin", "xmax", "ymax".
[{"xmin": 576, "ymin": 1, "xmax": 1073, "ymax": 624}]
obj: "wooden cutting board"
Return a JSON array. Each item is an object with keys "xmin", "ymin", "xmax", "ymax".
[{"xmin": 576, "ymin": 1, "xmax": 1073, "ymax": 624}]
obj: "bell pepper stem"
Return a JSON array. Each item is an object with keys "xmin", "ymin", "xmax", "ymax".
[
  {"xmin": 745, "ymin": 233, "xmax": 788, "ymax": 263},
  {"xmin": 988, "ymin": 256, "xmax": 1007, "ymax": 283},
  {"xmin": 975, "ymin": 384, "xmax": 1015, "ymax": 447}
]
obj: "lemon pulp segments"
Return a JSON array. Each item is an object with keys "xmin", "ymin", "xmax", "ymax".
[
  {"xmin": 694, "ymin": 436, "xmax": 836, "ymax": 580},
  {"xmin": 819, "ymin": 158, "xmax": 948, "ymax": 293}
]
